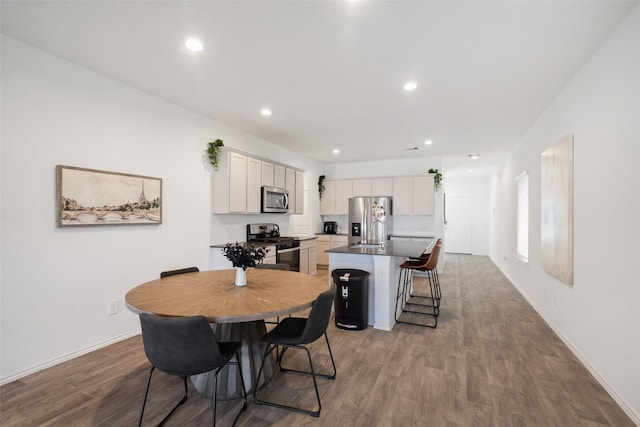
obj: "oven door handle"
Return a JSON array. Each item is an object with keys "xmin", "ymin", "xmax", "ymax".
[{"xmin": 277, "ymin": 247, "xmax": 300, "ymax": 254}]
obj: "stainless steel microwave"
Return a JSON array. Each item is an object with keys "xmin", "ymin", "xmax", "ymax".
[{"xmin": 261, "ymin": 186, "xmax": 289, "ymax": 213}]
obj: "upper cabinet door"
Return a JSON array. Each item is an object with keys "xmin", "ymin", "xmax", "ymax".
[
  {"xmin": 412, "ymin": 176, "xmax": 434, "ymax": 215},
  {"xmin": 372, "ymin": 178, "xmax": 393, "ymax": 197},
  {"xmin": 352, "ymin": 179, "xmax": 371, "ymax": 197},
  {"xmin": 246, "ymin": 157, "xmax": 262, "ymax": 214},
  {"xmin": 392, "ymin": 177, "xmax": 412, "ymax": 215},
  {"xmin": 335, "ymin": 180, "xmax": 353, "ymax": 215},
  {"xmin": 228, "ymin": 152, "xmax": 248, "ymax": 213},
  {"xmin": 320, "ymin": 180, "xmax": 336, "ymax": 215},
  {"xmin": 285, "ymin": 168, "xmax": 296, "ymax": 215},
  {"xmin": 261, "ymin": 161, "xmax": 274, "ymax": 187},
  {"xmin": 295, "ymin": 170, "xmax": 304, "ymax": 214},
  {"xmin": 274, "ymin": 165, "xmax": 286, "ymax": 188}
]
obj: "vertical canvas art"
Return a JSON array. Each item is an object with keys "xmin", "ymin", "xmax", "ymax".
[
  {"xmin": 57, "ymin": 165, "xmax": 162, "ymax": 226},
  {"xmin": 540, "ymin": 134, "xmax": 573, "ymax": 285}
]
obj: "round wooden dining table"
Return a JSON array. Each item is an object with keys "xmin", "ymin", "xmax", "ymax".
[{"xmin": 125, "ymin": 268, "xmax": 329, "ymax": 400}]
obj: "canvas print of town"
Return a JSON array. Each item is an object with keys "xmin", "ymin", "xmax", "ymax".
[{"xmin": 57, "ymin": 165, "xmax": 162, "ymax": 226}]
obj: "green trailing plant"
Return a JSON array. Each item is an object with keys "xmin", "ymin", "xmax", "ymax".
[
  {"xmin": 207, "ymin": 139, "xmax": 225, "ymax": 170},
  {"xmin": 318, "ymin": 175, "xmax": 326, "ymax": 199},
  {"xmin": 428, "ymin": 168, "xmax": 442, "ymax": 192}
]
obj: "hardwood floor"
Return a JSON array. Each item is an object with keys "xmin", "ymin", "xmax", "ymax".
[{"xmin": 1, "ymin": 255, "xmax": 634, "ymax": 426}]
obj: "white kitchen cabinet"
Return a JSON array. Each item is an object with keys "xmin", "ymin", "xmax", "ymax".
[
  {"xmin": 316, "ymin": 235, "xmax": 331, "ymax": 265},
  {"xmin": 246, "ymin": 157, "xmax": 262, "ymax": 214},
  {"xmin": 212, "ymin": 149, "xmax": 306, "ymax": 214},
  {"xmin": 261, "ymin": 161, "xmax": 274, "ymax": 187},
  {"xmin": 392, "ymin": 176, "xmax": 434, "ymax": 215},
  {"xmin": 317, "ymin": 234, "xmax": 347, "ymax": 266},
  {"xmin": 212, "ymin": 150, "xmax": 248, "ymax": 214},
  {"xmin": 372, "ymin": 178, "xmax": 393, "ymax": 197},
  {"xmin": 412, "ymin": 175, "xmax": 435, "ymax": 215},
  {"xmin": 295, "ymin": 170, "xmax": 304, "ymax": 214},
  {"xmin": 320, "ymin": 180, "xmax": 336, "ymax": 215},
  {"xmin": 261, "ymin": 244, "xmax": 277, "ymax": 264},
  {"xmin": 299, "ymin": 238, "xmax": 317, "ymax": 275},
  {"xmin": 285, "ymin": 167, "xmax": 296, "ymax": 215},
  {"xmin": 274, "ymin": 165, "xmax": 286, "ymax": 188},
  {"xmin": 392, "ymin": 177, "xmax": 412, "ymax": 215},
  {"xmin": 335, "ymin": 180, "xmax": 353, "ymax": 215},
  {"xmin": 352, "ymin": 179, "xmax": 371, "ymax": 197},
  {"xmin": 331, "ymin": 235, "xmax": 348, "ymax": 248},
  {"xmin": 320, "ymin": 179, "xmax": 352, "ymax": 215}
]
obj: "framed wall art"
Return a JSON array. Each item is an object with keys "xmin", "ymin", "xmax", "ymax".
[
  {"xmin": 540, "ymin": 134, "xmax": 573, "ymax": 285},
  {"xmin": 56, "ymin": 165, "xmax": 162, "ymax": 227}
]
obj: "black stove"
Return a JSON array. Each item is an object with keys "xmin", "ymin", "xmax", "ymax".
[{"xmin": 246, "ymin": 223, "xmax": 300, "ymax": 250}]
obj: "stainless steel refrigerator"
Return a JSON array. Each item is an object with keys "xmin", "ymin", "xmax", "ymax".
[{"xmin": 348, "ymin": 197, "xmax": 393, "ymax": 246}]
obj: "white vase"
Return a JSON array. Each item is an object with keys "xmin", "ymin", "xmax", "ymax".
[{"xmin": 235, "ymin": 267, "xmax": 247, "ymax": 286}]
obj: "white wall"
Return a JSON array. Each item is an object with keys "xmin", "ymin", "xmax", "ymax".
[
  {"xmin": 444, "ymin": 175, "xmax": 490, "ymax": 256},
  {"xmin": 491, "ymin": 5, "xmax": 640, "ymax": 422},
  {"xmin": 0, "ymin": 35, "xmax": 320, "ymax": 383}
]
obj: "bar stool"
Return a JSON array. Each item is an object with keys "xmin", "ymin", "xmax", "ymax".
[
  {"xmin": 395, "ymin": 241, "xmax": 441, "ymax": 328},
  {"xmin": 408, "ymin": 238, "xmax": 442, "ymax": 306}
]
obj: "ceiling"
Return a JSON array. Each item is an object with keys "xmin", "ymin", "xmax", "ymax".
[{"xmin": 1, "ymin": 1, "xmax": 637, "ymax": 174}]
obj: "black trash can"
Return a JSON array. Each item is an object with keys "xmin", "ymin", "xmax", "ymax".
[{"xmin": 332, "ymin": 269, "xmax": 369, "ymax": 330}]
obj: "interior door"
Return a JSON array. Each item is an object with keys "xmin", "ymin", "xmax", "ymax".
[{"xmin": 445, "ymin": 196, "xmax": 473, "ymax": 254}]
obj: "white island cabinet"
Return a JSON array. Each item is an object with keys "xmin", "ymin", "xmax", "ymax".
[{"xmin": 327, "ymin": 239, "xmax": 435, "ymax": 331}]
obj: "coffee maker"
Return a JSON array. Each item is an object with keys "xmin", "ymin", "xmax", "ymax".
[{"xmin": 323, "ymin": 221, "xmax": 338, "ymax": 234}]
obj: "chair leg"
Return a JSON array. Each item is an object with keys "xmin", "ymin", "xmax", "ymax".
[
  {"xmin": 405, "ymin": 270, "xmax": 440, "ymax": 314},
  {"xmin": 254, "ymin": 343, "xmax": 324, "ymax": 417},
  {"xmin": 205, "ymin": 352, "xmax": 247, "ymax": 427},
  {"xmin": 158, "ymin": 377, "xmax": 188, "ymax": 426},
  {"xmin": 395, "ymin": 268, "xmax": 410, "ymax": 321},
  {"xmin": 230, "ymin": 351, "xmax": 248, "ymax": 426},
  {"xmin": 138, "ymin": 366, "xmax": 155, "ymax": 427},
  {"xmin": 278, "ymin": 332, "xmax": 337, "ymax": 380},
  {"xmin": 396, "ymin": 269, "xmax": 439, "ymax": 329},
  {"xmin": 139, "ymin": 366, "xmax": 189, "ymax": 427}
]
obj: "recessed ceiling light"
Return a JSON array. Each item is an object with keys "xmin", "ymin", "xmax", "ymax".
[
  {"xmin": 468, "ymin": 154, "xmax": 480, "ymax": 159},
  {"xmin": 424, "ymin": 139, "xmax": 433, "ymax": 145},
  {"xmin": 403, "ymin": 81, "xmax": 417, "ymax": 91},
  {"xmin": 261, "ymin": 108, "xmax": 272, "ymax": 116},
  {"xmin": 333, "ymin": 149, "xmax": 340, "ymax": 154},
  {"xmin": 185, "ymin": 38, "xmax": 203, "ymax": 52},
  {"xmin": 467, "ymin": 169, "xmax": 473, "ymax": 173}
]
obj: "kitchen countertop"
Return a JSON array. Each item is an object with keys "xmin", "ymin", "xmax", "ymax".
[
  {"xmin": 326, "ymin": 238, "xmax": 435, "ymax": 258},
  {"xmin": 295, "ymin": 235, "xmax": 317, "ymax": 241}
]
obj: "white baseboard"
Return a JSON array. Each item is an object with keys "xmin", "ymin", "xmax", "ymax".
[
  {"xmin": 0, "ymin": 329, "xmax": 141, "ymax": 386},
  {"xmin": 495, "ymin": 263, "xmax": 640, "ymax": 426}
]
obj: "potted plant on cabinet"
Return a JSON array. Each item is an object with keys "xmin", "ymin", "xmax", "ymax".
[
  {"xmin": 318, "ymin": 175, "xmax": 326, "ymax": 200},
  {"xmin": 208, "ymin": 139, "xmax": 225, "ymax": 170},
  {"xmin": 428, "ymin": 168, "xmax": 442, "ymax": 192}
]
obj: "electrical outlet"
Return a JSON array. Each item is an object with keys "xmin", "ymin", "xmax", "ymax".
[{"xmin": 108, "ymin": 299, "xmax": 119, "ymax": 315}]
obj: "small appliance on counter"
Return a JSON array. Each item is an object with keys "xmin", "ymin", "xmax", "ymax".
[
  {"xmin": 348, "ymin": 196, "xmax": 393, "ymax": 246},
  {"xmin": 323, "ymin": 221, "xmax": 338, "ymax": 234}
]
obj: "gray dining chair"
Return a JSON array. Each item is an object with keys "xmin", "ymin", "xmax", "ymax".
[
  {"xmin": 254, "ymin": 286, "xmax": 337, "ymax": 417},
  {"xmin": 160, "ymin": 266, "xmax": 199, "ymax": 278},
  {"xmin": 138, "ymin": 313, "xmax": 247, "ymax": 426},
  {"xmin": 255, "ymin": 263, "xmax": 290, "ymax": 271}
]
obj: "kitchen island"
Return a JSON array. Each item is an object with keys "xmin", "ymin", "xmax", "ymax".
[{"xmin": 327, "ymin": 239, "xmax": 435, "ymax": 330}]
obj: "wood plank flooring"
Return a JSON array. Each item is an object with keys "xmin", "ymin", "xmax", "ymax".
[{"xmin": 1, "ymin": 255, "xmax": 634, "ymax": 426}]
